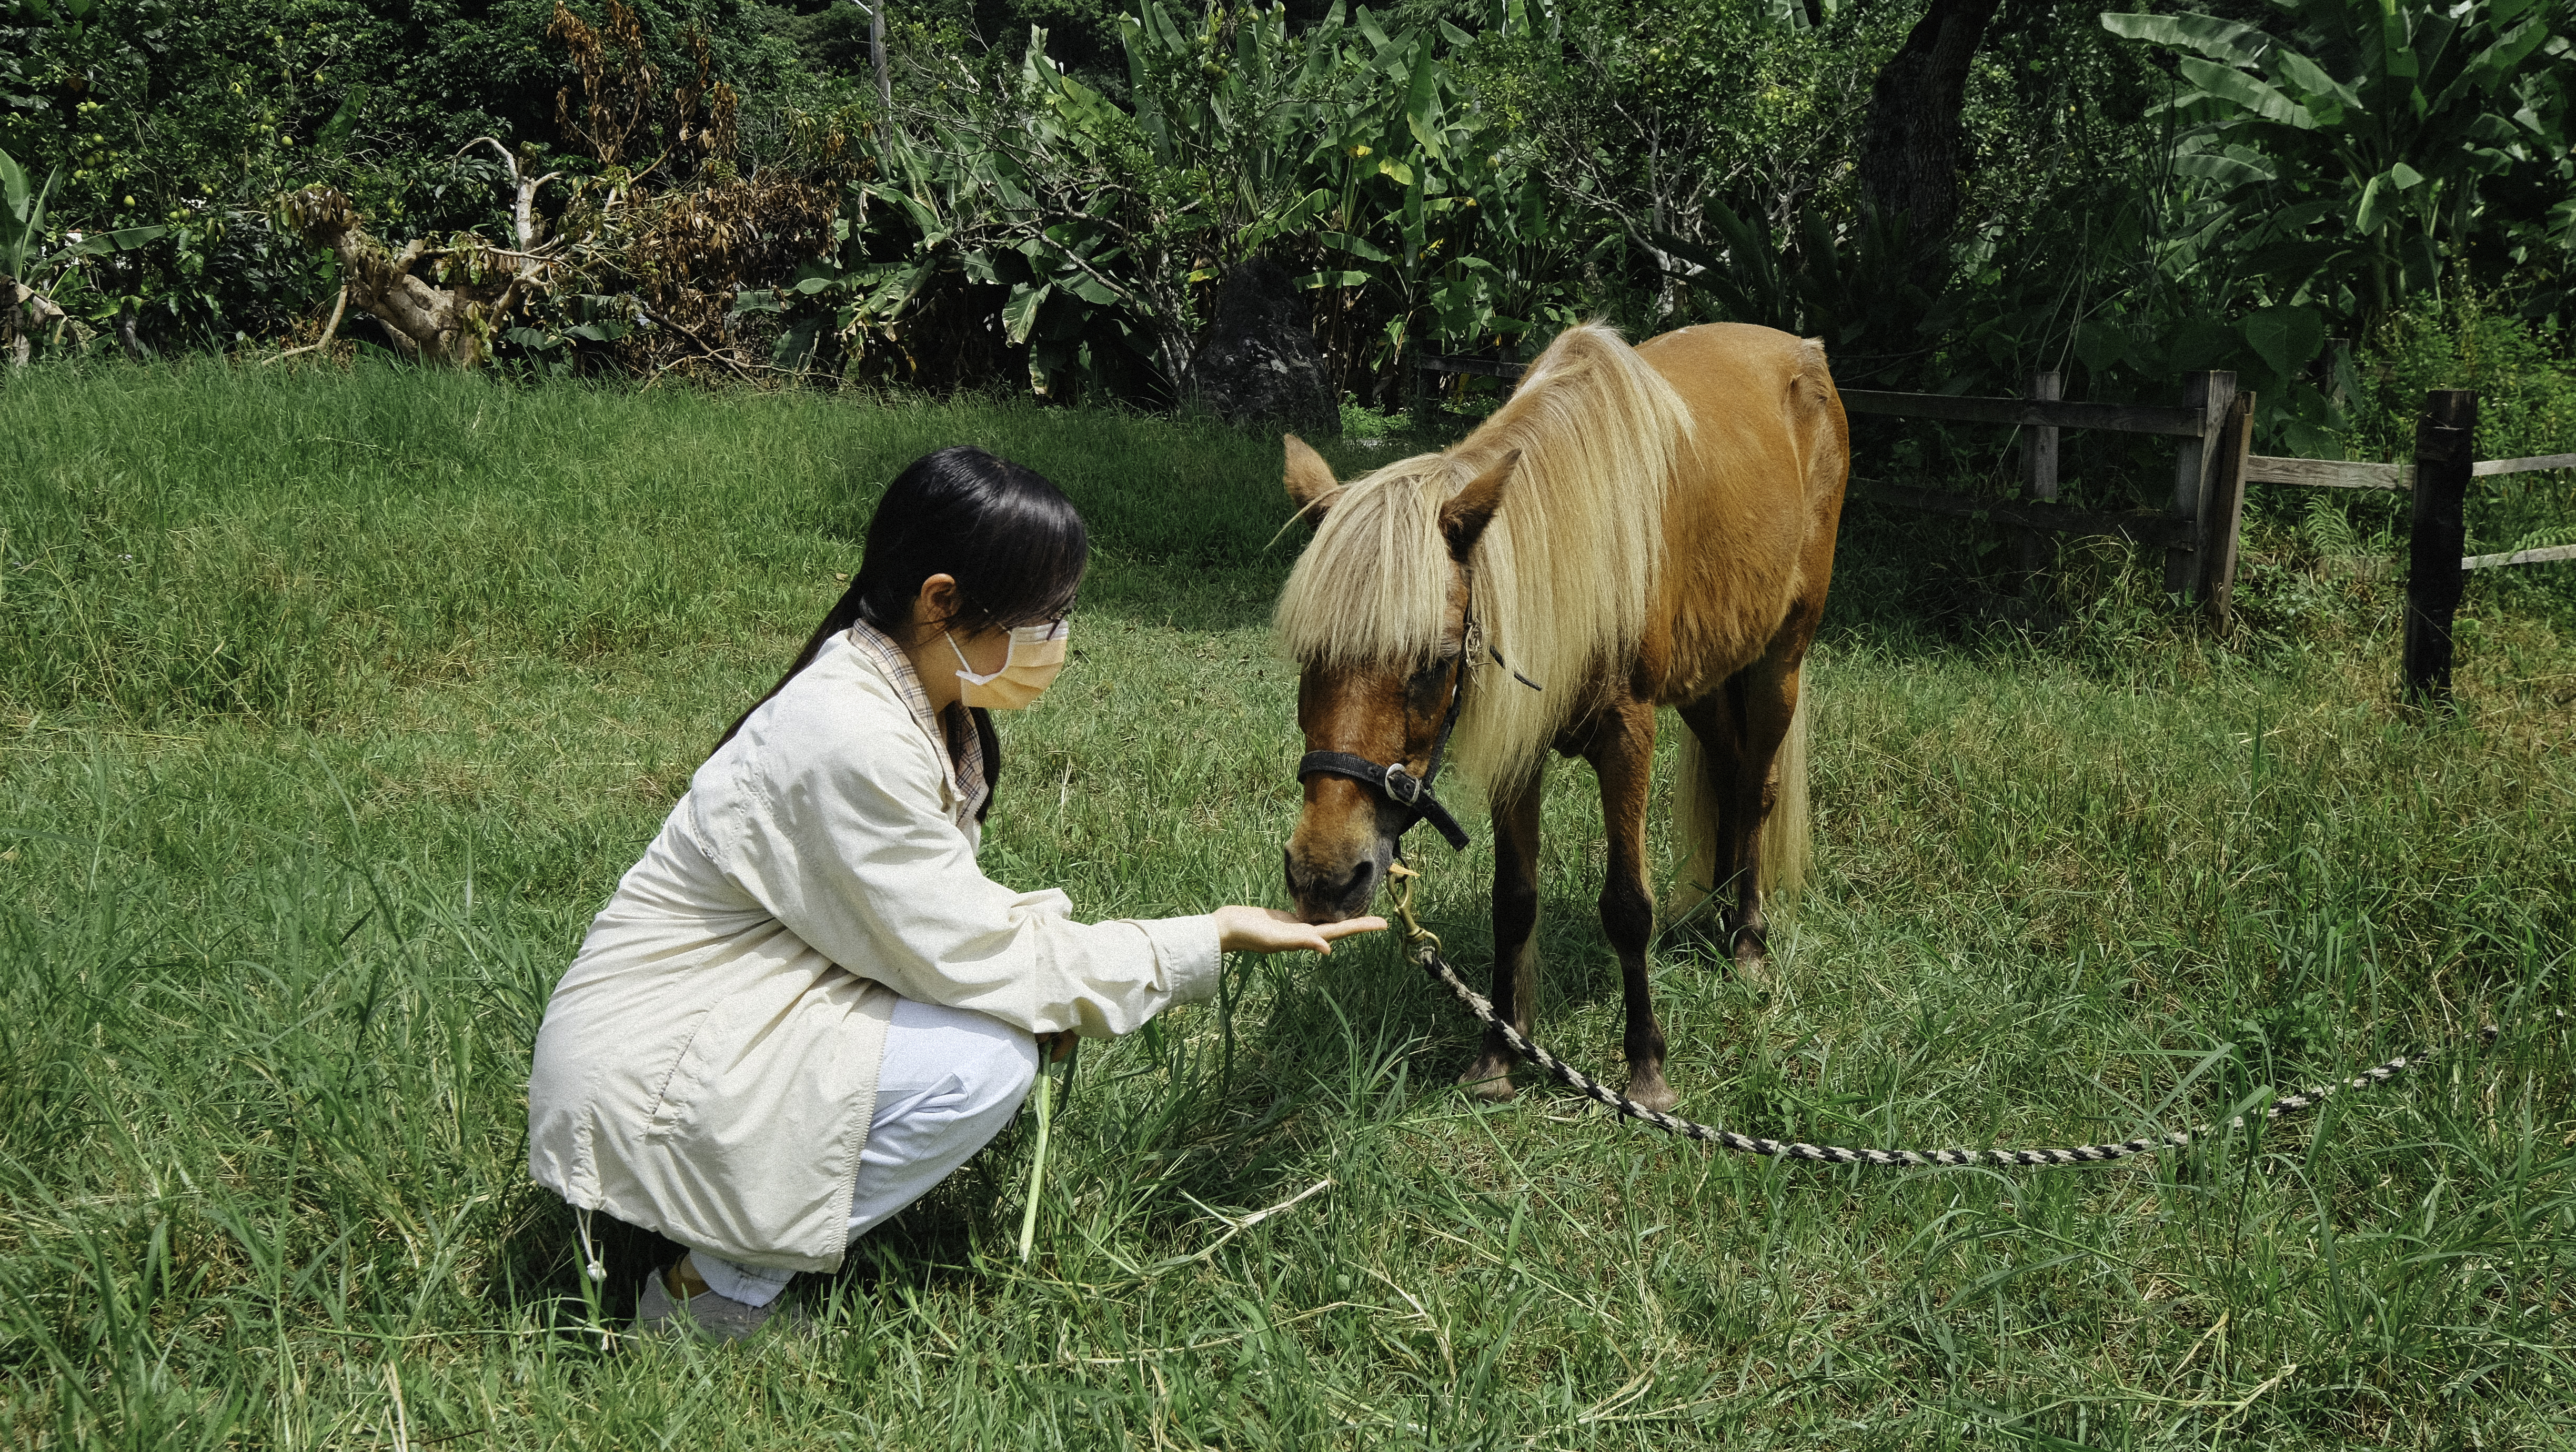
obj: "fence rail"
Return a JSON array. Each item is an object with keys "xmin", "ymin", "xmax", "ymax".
[
  {"xmin": 2464, "ymin": 542, "xmax": 2576, "ymax": 570},
  {"xmin": 1836, "ymin": 390, "xmax": 2207, "ymax": 437},
  {"xmin": 2245, "ymin": 456, "xmax": 2410, "ymax": 490},
  {"xmin": 2479, "ymin": 451, "xmax": 2576, "ymax": 477},
  {"xmin": 2243, "ymin": 450, "xmax": 2576, "ymax": 491}
]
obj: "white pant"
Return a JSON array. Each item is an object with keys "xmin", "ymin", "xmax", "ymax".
[{"xmin": 692, "ymin": 995, "xmax": 1040, "ymax": 1307}]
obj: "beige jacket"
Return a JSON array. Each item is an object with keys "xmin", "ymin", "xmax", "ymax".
[{"xmin": 527, "ymin": 630, "xmax": 1222, "ymax": 1271}]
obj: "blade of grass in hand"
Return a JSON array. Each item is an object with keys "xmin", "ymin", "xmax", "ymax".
[{"xmin": 1016, "ymin": 1049, "xmax": 1055, "ymax": 1264}]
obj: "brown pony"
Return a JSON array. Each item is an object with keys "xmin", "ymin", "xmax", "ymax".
[{"xmin": 1273, "ymin": 322, "xmax": 1848, "ymax": 1111}]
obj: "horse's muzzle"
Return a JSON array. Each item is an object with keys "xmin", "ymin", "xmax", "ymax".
[{"xmin": 1282, "ymin": 844, "xmax": 1387, "ymax": 924}]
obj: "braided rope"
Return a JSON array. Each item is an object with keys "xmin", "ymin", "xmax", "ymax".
[{"xmin": 1415, "ymin": 939, "xmax": 2456, "ymax": 1168}]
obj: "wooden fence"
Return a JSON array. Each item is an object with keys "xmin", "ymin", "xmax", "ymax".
[
  {"xmin": 1835, "ymin": 369, "xmax": 2246, "ymax": 613},
  {"xmin": 1410, "ymin": 354, "xmax": 2574, "ymax": 701},
  {"xmin": 2307, "ymin": 392, "xmax": 2576, "ymax": 702}
]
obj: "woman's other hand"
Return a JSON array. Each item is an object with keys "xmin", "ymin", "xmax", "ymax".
[{"xmin": 1211, "ymin": 905, "xmax": 1387, "ymax": 956}]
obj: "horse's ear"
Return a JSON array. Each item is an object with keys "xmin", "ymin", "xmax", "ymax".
[
  {"xmin": 1283, "ymin": 434, "xmax": 1340, "ymax": 521},
  {"xmin": 1440, "ymin": 450, "xmax": 1517, "ymax": 559}
]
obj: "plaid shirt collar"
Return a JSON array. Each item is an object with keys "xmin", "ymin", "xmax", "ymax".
[{"xmin": 844, "ymin": 621, "xmax": 989, "ymax": 828}]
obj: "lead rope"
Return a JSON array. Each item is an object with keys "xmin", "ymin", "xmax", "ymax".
[{"xmin": 1383, "ymin": 863, "xmax": 2516, "ymax": 1168}]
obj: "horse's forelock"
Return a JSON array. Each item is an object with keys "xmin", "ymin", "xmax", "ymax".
[{"xmin": 1272, "ymin": 453, "xmax": 1465, "ymax": 672}]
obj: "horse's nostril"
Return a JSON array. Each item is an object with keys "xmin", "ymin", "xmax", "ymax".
[
  {"xmin": 1286, "ymin": 851, "xmax": 1374, "ymax": 909},
  {"xmin": 1340, "ymin": 859, "xmax": 1375, "ymax": 902}
]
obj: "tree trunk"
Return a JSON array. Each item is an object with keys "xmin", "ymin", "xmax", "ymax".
[
  {"xmin": 1858, "ymin": 0, "xmax": 1999, "ymax": 278},
  {"xmin": 858, "ymin": 0, "xmax": 892, "ymax": 144},
  {"xmin": 281, "ymin": 188, "xmax": 531, "ymax": 367},
  {"xmin": 461, "ymin": 138, "xmax": 561, "ymax": 274},
  {"xmin": 3, "ymin": 276, "xmax": 66, "ymax": 366},
  {"xmin": 871, "ymin": 8, "xmax": 890, "ymax": 118}
]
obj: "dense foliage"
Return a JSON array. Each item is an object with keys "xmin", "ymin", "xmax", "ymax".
[{"xmin": 2, "ymin": 0, "xmax": 2571, "ymax": 445}]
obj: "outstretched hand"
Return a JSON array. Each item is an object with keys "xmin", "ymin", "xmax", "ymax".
[
  {"xmin": 1212, "ymin": 905, "xmax": 1388, "ymax": 956},
  {"xmin": 1033, "ymin": 911, "xmax": 1384, "ymax": 1063}
]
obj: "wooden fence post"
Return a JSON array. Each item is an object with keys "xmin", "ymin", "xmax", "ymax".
[
  {"xmin": 2017, "ymin": 369, "xmax": 2060, "ymax": 582},
  {"xmin": 2401, "ymin": 389, "xmax": 2476, "ymax": 705},
  {"xmin": 2164, "ymin": 370, "xmax": 2238, "ymax": 598},
  {"xmin": 2198, "ymin": 392, "xmax": 2256, "ymax": 631}
]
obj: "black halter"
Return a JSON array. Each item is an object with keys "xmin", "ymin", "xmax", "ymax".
[{"xmin": 1294, "ymin": 598, "xmax": 1523, "ymax": 853}]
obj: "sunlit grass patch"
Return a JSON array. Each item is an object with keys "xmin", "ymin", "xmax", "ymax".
[{"xmin": 2, "ymin": 360, "xmax": 2571, "ymax": 1449}]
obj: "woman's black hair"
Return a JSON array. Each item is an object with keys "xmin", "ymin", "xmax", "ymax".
[{"xmin": 712, "ymin": 446, "xmax": 1089, "ymax": 812}]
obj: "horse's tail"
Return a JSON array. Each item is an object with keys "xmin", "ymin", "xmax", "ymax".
[
  {"xmin": 1756, "ymin": 685, "xmax": 1810, "ymax": 908},
  {"xmin": 1670, "ymin": 724, "xmax": 1720, "ymax": 923},
  {"xmin": 1670, "ymin": 684, "xmax": 1812, "ymax": 925}
]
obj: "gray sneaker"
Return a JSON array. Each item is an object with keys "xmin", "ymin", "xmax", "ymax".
[{"xmin": 635, "ymin": 1266, "xmax": 802, "ymax": 1342}]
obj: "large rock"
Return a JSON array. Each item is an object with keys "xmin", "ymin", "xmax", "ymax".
[{"xmin": 1192, "ymin": 257, "xmax": 1335, "ymax": 432}]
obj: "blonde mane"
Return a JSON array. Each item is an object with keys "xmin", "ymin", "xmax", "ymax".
[{"xmin": 1274, "ymin": 323, "xmax": 1692, "ymax": 791}]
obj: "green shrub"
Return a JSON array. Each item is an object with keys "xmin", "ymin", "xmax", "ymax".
[
  {"xmin": 2329, "ymin": 293, "xmax": 2576, "ymax": 619},
  {"xmin": 2346, "ymin": 294, "xmax": 2576, "ymax": 465}
]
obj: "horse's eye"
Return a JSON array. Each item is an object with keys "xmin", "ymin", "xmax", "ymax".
[{"xmin": 1406, "ymin": 654, "xmax": 1457, "ymax": 702}]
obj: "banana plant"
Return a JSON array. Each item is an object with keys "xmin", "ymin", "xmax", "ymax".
[
  {"xmin": 2102, "ymin": 0, "xmax": 2572, "ymax": 349},
  {"xmin": 3, "ymin": 147, "xmax": 166, "ymax": 362}
]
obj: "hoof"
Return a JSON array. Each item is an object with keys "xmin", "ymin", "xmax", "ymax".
[
  {"xmin": 1621, "ymin": 1071, "xmax": 1679, "ymax": 1116},
  {"xmin": 1729, "ymin": 924, "xmax": 1772, "ymax": 983},
  {"xmin": 1458, "ymin": 1060, "xmax": 1518, "ymax": 1103}
]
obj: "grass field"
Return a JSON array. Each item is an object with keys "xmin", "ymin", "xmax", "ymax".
[{"xmin": 3, "ymin": 358, "xmax": 2572, "ymax": 1450}]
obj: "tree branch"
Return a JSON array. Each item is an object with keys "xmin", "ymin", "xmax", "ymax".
[{"xmin": 266, "ymin": 284, "xmax": 350, "ymax": 364}]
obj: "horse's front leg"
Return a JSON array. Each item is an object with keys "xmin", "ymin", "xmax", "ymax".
[
  {"xmin": 1585, "ymin": 698, "xmax": 1674, "ymax": 1113},
  {"xmin": 1458, "ymin": 768, "xmax": 1544, "ymax": 1103}
]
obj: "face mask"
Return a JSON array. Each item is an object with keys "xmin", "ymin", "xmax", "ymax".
[{"xmin": 948, "ymin": 620, "xmax": 1069, "ymax": 710}]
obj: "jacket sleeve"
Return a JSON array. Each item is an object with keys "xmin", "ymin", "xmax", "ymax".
[{"xmin": 688, "ymin": 662, "xmax": 1222, "ymax": 1039}]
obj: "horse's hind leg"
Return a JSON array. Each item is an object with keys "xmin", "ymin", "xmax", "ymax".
[
  {"xmin": 1583, "ymin": 697, "xmax": 1674, "ymax": 1113},
  {"xmin": 1678, "ymin": 659, "xmax": 1799, "ymax": 974},
  {"xmin": 1728, "ymin": 664, "xmax": 1796, "ymax": 970},
  {"xmin": 1669, "ymin": 690, "xmax": 1752, "ymax": 942},
  {"xmin": 1459, "ymin": 769, "xmax": 1544, "ymax": 1103},
  {"xmin": 1723, "ymin": 668, "xmax": 1806, "ymax": 969},
  {"xmin": 1676, "ymin": 692, "xmax": 1756, "ymax": 967}
]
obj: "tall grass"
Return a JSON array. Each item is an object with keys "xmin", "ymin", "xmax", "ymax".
[
  {"xmin": 1, "ymin": 358, "xmax": 2570, "ymax": 1449},
  {"xmin": 0, "ymin": 358, "xmax": 1293, "ymax": 726}
]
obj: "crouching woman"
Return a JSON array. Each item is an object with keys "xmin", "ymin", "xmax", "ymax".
[{"xmin": 528, "ymin": 446, "xmax": 1381, "ymax": 1338}]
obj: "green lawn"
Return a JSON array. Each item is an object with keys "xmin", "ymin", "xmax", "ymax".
[{"xmin": 3, "ymin": 359, "xmax": 2571, "ymax": 1450}]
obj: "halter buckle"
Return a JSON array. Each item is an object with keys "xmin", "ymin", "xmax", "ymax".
[{"xmin": 1382, "ymin": 763, "xmax": 1425, "ymax": 806}]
